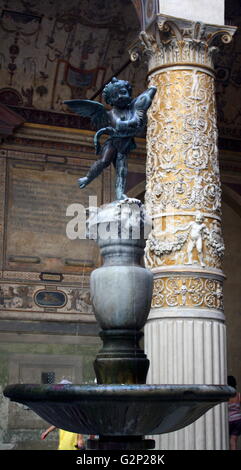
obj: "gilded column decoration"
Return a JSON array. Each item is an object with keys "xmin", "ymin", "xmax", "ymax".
[
  {"xmin": 129, "ymin": 17, "xmax": 236, "ymax": 311},
  {"xmin": 130, "ymin": 15, "xmax": 236, "ymax": 450}
]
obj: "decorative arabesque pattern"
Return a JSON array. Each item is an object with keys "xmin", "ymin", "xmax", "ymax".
[
  {"xmin": 144, "ymin": 69, "xmax": 224, "ymax": 271},
  {"xmin": 0, "ymin": 283, "xmax": 93, "ymax": 314},
  {"xmin": 146, "ymin": 70, "xmax": 221, "ymax": 215},
  {"xmin": 152, "ymin": 277, "xmax": 223, "ymax": 311}
]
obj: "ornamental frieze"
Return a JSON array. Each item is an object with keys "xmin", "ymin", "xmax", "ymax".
[
  {"xmin": 0, "ymin": 283, "xmax": 93, "ymax": 315},
  {"xmin": 151, "ymin": 276, "xmax": 223, "ymax": 311},
  {"xmin": 146, "ymin": 170, "xmax": 221, "ymax": 215}
]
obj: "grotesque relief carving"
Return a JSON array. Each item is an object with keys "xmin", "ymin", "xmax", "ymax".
[
  {"xmin": 152, "ymin": 276, "xmax": 223, "ymax": 311},
  {"xmin": 145, "ymin": 229, "xmax": 188, "ymax": 266},
  {"xmin": 145, "ymin": 70, "xmax": 221, "ymax": 216},
  {"xmin": 143, "ymin": 56, "xmax": 225, "ymax": 273},
  {"xmin": 205, "ymin": 220, "xmax": 225, "ymax": 266},
  {"xmin": 146, "ymin": 170, "xmax": 221, "ymax": 215}
]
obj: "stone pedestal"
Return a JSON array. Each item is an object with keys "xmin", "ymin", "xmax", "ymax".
[
  {"xmin": 130, "ymin": 15, "xmax": 236, "ymax": 449},
  {"xmin": 88, "ymin": 199, "xmax": 153, "ymax": 385}
]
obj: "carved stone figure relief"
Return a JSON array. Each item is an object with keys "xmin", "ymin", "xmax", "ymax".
[{"xmin": 145, "ymin": 214, "xmax": 224, "ymax": 270}]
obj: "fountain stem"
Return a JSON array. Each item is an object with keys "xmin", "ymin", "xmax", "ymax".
[
  {"xmin": 89, "ymin": 200, "xmax": 153, "ymax": 385},
  {"xmin": 94, "ymin": 330, "xmax": 149, "ymax": 384}
]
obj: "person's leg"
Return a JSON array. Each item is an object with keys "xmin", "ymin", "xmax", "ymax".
[
  {"xmin": 230, "ymin": 434, "xmax": 238, "ymax": 450},
  {"xmin": 78, "ymin": 144, "xmax": 116, "ymax": 188}
]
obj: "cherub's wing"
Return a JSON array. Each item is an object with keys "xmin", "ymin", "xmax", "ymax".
[{"xmin": 63, "ymin": 99, "xmax": 109, "ymax": 129}]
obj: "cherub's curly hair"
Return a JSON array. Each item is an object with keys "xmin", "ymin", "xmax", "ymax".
[{"xmin": 102, "ymin": 77, "xmax": 132, "ymax": 105}]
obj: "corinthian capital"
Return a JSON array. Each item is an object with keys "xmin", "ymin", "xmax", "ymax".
[{"xmin": 129, "ymin": 15, "xmax": 236, "ymax": 72}]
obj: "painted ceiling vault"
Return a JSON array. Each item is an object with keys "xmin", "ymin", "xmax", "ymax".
[{"xmin": 0, "ymin": 0, "xmax": 146, "ymax": 112}]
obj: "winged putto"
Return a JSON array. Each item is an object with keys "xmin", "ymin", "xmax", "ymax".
[{"xmin": 64, "ymin": 77, "xmax": 157, "ymax": 200}]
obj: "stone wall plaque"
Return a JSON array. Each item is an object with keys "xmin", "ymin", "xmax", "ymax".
[{"xmin": 5, "ymin": 160, "xmax": 101, "ymax": 273}]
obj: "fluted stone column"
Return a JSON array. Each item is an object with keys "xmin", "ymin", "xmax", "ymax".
[{"xmin": 130, "ymin": 12, "xmax": 236, "ymax": 449}]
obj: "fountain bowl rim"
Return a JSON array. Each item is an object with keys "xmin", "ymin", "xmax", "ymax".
[{"xmin": 4, "ymin": 383, "xmax": 235, "ymax": 402}]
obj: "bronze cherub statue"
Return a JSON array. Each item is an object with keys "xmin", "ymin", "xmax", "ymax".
[{"xmin": 64, "ymin": 77, "xmax": 157, "ymax": 200}]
